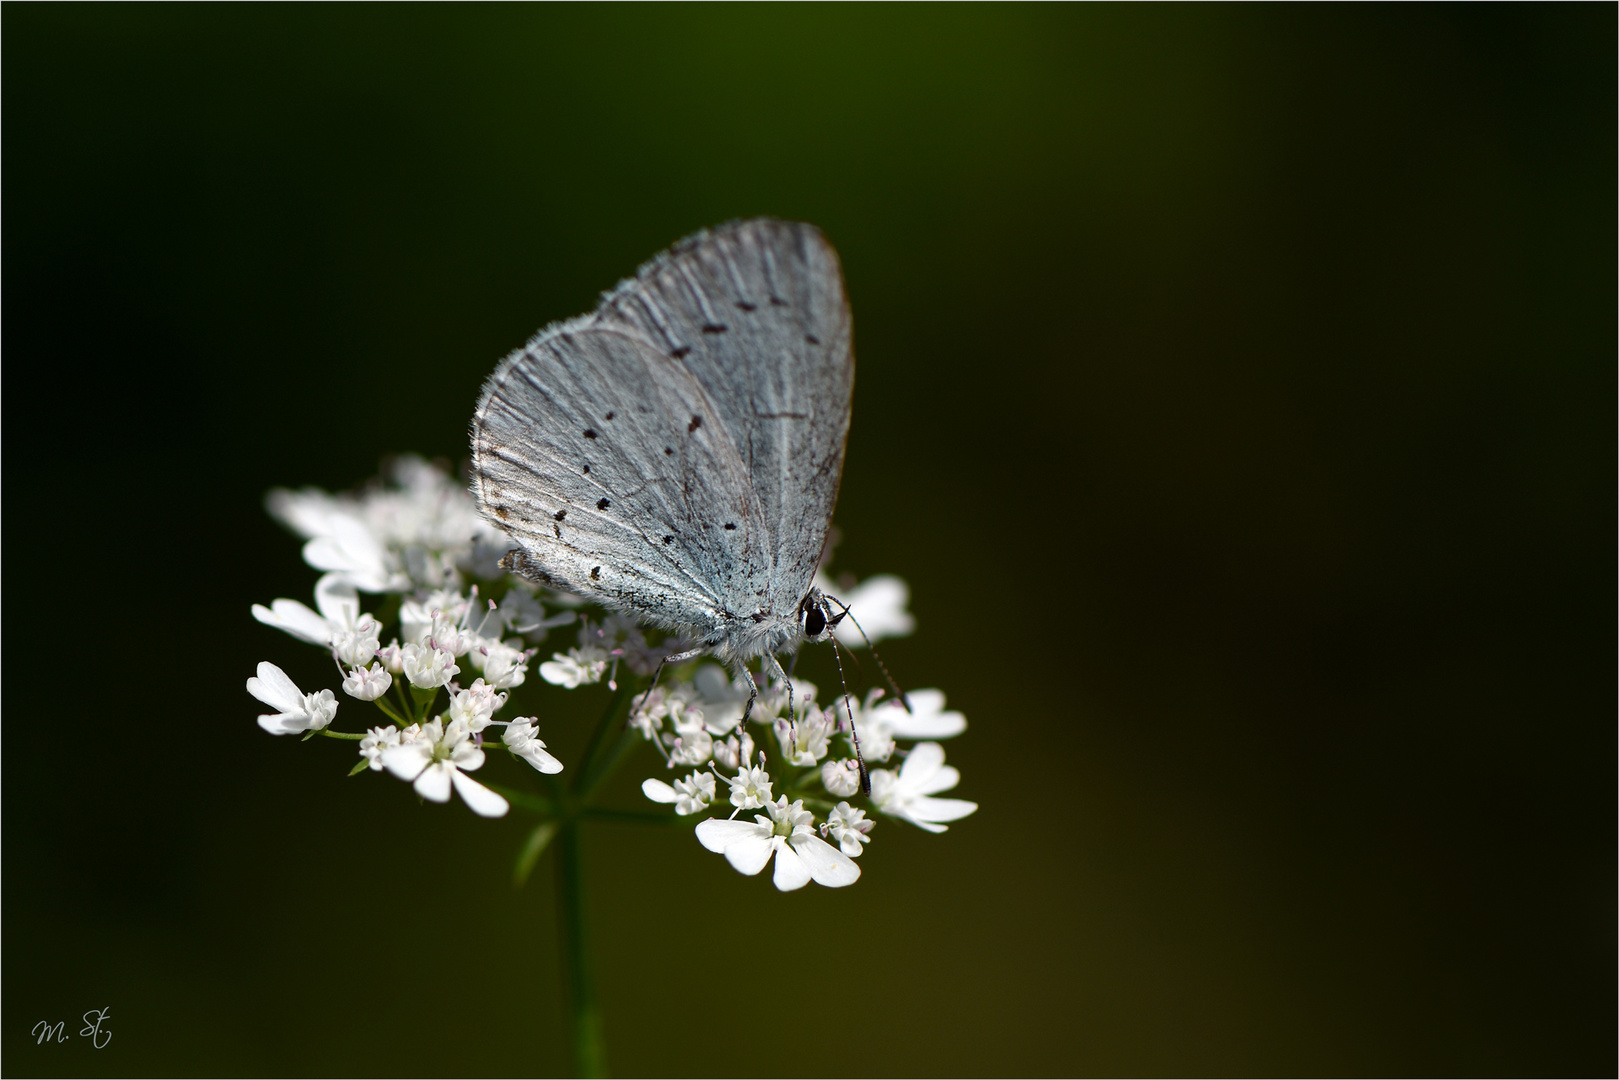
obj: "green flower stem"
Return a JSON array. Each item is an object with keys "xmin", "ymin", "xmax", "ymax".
[
  {"xmin": 409, "ymin": 684, "xmax": 440, "ymax": 721},
  {"xmin": 575, "ymin": 722, "xmax": 644, "ymax": 803},
  {"xmin": 556, "ymin": 820, "xmax": 607, "ymax": 1078},
  {"xmin": 319, "ymin": 730, "xmax": 365, "ymax": 741},
  {"xmin": 513, "ymin": 821, "xmax": 557, "ymax": 889},
  {"xmin": 570, "ymin": 681, "xmax": 633, "ymax": 796},
  {"xmin": 371, "ymin": 695, "xmax": 409, "ymax": 727},
  {"xmin": 549, "ymin": 680, "xmax": 638, "ymax": 1078},
  {"xmin": 393, "ymin": 678, "xmax": 416, "ymax": 722}
]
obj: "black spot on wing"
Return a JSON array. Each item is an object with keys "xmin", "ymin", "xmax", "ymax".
[
  {"xmin": 597, "ymin": 498, "xmax": 610, "ymax": 511},
  {"xmin": 723, "ymin": 523, "xmax": 737, "ymax": 531},
  {"xmin": 688, "ymin": 415, "xmax": 702, "ymax": 432},
  {"xmin": 591, "ymin": 566, "xmax": 601, "ymax": 580},
  {"xmin": 583, "ymin": 429, "xmax": 597, "ymax": 439},
  {"xmin": 805, "ymin": 334, "xmax": 820, "ymax": 345},
  {"xmin": 604, "ymin": 411, "xmax": 615, "ymax": 420},
  {"xmin": 554, "ymin": 509, "xmax": 567, "ymax": 521},
  {"xmin": 670, "ymin": 346, "xmax": 691, "ymax": 359}
]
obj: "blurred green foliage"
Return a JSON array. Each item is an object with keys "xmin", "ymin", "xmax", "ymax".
[{"xmin": 4, "ymin": 5, "xmax": 1613, "ymax": 1076}]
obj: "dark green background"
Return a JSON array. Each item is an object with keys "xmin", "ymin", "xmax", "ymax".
[{"xmin": 5, "ymin": 5, "xmax": 1613, "ymax": 1076}]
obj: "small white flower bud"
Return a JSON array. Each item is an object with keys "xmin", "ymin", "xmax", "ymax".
[
  {"xmin": 401, "ymin": 641, "xmax": 458, "ymax": 688},
  {"xmin": 825, "ymin": 801, "xmax": 874, "ymax": 857},
  {"xmin": 728, "ymin": 765, "xmax": 773, "ymax": 810},
  {"xmin": 482, "ymin": 641, "xmax": 530, "ymax": 690},
  {"xmin": 669, "ymin": 726, "xmax": 713, "ymax": 767},
  {"xmin": 377, "ymin": 640, "xmax": 406, "ymax": 676},
  {"xmin": 342, "ymin": 661, "xmax": 393, "ymax": 701},
  {"xmin": 672, "ymin": 771, "xmax": 717, "ymax": 815},
  {"xmin": 358, "ymin": 725, "xmax": 400, "ymax": 771},
  {"xmin": 332, "ymin": 615, "xmax": 381, "ymax": 666},
  {"xmin": 538, "ymin": 646, "xmax": 606, "ymax": 688},
  {"xmin": 503, "ymin": 716, "xmax": 563, "ymax": 774},
  {"xmin": 822, "ymin": 758, "xmax": 862, "ymax": 798}
]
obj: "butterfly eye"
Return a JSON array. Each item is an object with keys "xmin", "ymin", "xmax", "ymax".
[{"xmin": 803, "ymin": 605, "xmax": 827, "ymax": 637}]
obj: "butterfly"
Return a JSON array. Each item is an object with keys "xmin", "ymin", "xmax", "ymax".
[{"xmin": 470, "ymin": 218, "xmax": 867, "ymax": 732}]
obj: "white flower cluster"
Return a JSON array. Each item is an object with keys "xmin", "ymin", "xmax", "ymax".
[
  {"xmin": 536, "ymin": 610, "xmax": 694, "ymax": 692},
  {"xmin": 247, "ymin": 456, "xmax": 978, "ymax": 891},
  {"xmin": 628, "ymin": 670, "xmax": 977, "ymax": 892},
  {"xmin": 248, "ymin": 457, "xmax": 572, "ymax": 817},
  {"xmin": 264, "ymin": 454, "xmax": 512, "ymax": 593}
]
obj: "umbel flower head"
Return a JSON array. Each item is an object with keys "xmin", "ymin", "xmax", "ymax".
[
  {"xmin": 247, "ymin": 457, "xmax": 977, "ymax": 891},
  {"xmin": 621, "ymin": 666, "xmax": 976, "ymax": 890}
]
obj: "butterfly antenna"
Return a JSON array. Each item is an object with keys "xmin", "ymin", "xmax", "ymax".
[
  {"xmin": 827, "ymin": 633, "xmax": 871, "ymax": 796},
  {"xmin": 825, "ymin": 595, "xmax": 912, "ymax": 713}
]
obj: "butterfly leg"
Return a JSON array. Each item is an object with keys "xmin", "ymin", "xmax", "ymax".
[
  {"xmin": 632, "ymin": 644, "xmax": 709, "ymax": 728},
  {"xmin": 735, "ymin": 658, "xmax": 760, "ymax": 727},
  {"xmin": 765, "ymin": 653, "xmax": 796, "ymax": 741}
]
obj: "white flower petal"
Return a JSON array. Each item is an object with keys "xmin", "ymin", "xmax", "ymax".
[
  {"xmin": 898, "ymin": 741, "xmax": 948, "ymax": 785},
  {"xmin": 381, "ymin": 743, "xmax": 431, "ymax": 782},
  {"xmin": 519, "ymin": 744, "xmax": 565, "ymax": 774},
  {"xmin": 884, "ymin": 689, "xmax": 967, "ymax": 740},
  {"xmin": 450, "ymin": 770, "xmax": 510, "ymax": 818},
  {"xmin": 722, "ymin": 832, "xmax": 775, "ymax": 877},
  {"xmin": 256, "ymin": 712, "xmax": 306, "ymax": 736},
  {"xmin": 449, "ymin": 743, "xmax": 487, "ymax": 771},
  {"xmin": 695, "ymin": 817, "xmax": 762, "ymax": 854},
  {"xmin": 251, "ymin": 600, "xmax": 332, "ymax": 645},
  {"xmin": 914, "ymin": 765, "xmax": 961, "ymax": 796},
  {"xmin": 246, "ymin": 662, "xmax": 306, "ymax": 713},
  {"xmin": 314, "ymin": 573, "xmax": 362, "ymax": 626},
  {"xmin": 265, "ymin": 486, "xmax": 342, "ymax": 539},
  {"xmin": 539, "ymin": 659, "xmax": 578, "ymax": 687},
  {"xmin": 771, "ymin": 838, "xmax": 814, "ymax": 891},
  {"xmin": 791, "ymin": 831, "xmax": 861, "ymax": 887},
  {"xmin": 301, "ymin": 514, "xmax": 393, "ymax": 592},
  {"xmin": 413, "ymin": 763, "xmax": 453, "ymax": 803},
  {"xmin": 643, "ymin": 779, "xmax": 679, "ymax": 804},
  {"xmin": 829, "ymin": 574, "xmax": 914, "ymax": 646},
  {"xmin": 905, "ymin": 795, "xmax": 978, "ymax": 825}
]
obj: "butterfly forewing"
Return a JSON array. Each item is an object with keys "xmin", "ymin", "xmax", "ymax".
[{"xmin": 471, "ymin": 219, "xmax": 853, "ymax": 649}]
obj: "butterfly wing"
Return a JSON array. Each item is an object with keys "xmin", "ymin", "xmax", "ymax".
[{"xmin": 471, "ymin": 219, "xmax": 853, "ymax": 646}]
